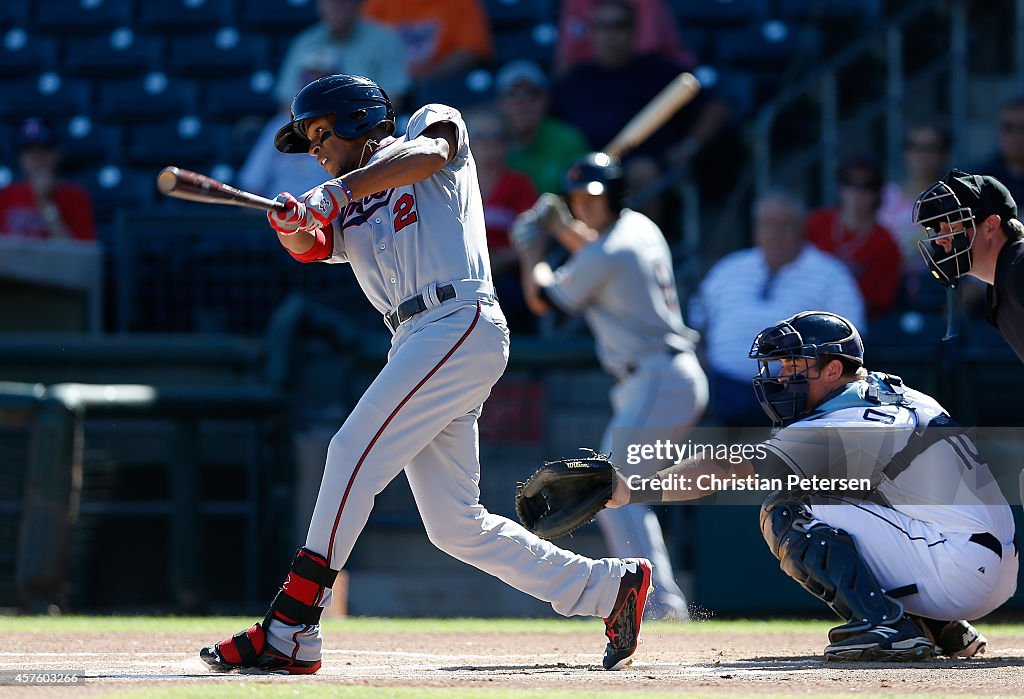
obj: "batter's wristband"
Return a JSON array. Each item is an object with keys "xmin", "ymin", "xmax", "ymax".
[
  {"xmin": 334, "ymin": 178, "xmax": 353, "ymax": 204},
  {"xmin": 626, "ymin": 478, "xmax": 665, "ymax": 504}
]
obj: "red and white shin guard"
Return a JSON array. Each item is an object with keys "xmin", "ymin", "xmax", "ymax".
[{"xmin": 200, "ymin": 548, "xmax": 338, "ymax": 675}]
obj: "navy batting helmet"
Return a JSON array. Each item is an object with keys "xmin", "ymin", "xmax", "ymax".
[
  {"xmin": 563, "ymin": 152, "xmax": 626, "ymax": 211},
  {"xmin": 749, "ymin": 311, "xmax": 864, "ymax": 428},
  {"xmin": 275, "ymin": 74, "xmax": 395, "ymax": 154}
]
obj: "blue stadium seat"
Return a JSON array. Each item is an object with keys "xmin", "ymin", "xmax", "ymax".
[
  {"xmin": 485, "ymin": 0, "xmax": 556, "ymax": 29},
  {"xmin": 203, "ymin": 72, "xmax": 279, "ymax": 122},
  {"xmin": 126, "ymin": 118, "xmax": 229, "ymax": 169},
  {"xmin": 0, "ymin": 123, "xmax": 13, "ymax": 167},
  {"xmin": 167, "ymin": 29, "xmax": 271, "ymax": 79},
  {"xmin": 702, "ymin": 67, "xmax": 758, "ymax": 118},
  {"xmin": 0, "ymin": 1, "xmax": 29, "ymax": 28},
  {"xmin": 32, "ymin": 0, "xmax": 133, "ymax": 34},
  {"xmin": 493, "ymin": 24, "xmax": 558, "ymax": 68},
  {"xmin": 714, "ymin": 22, "xmax": 821, "ymax": 73},
  {"xmin": 777, "ymin": 0, "xmax": 881, "ymax": 21},
  {"xmin": 0, "ymin": 73, "xmax": 90, "ymax": 120},
  {"xmin": 865, "ymin": 309, "xmax": 947, "ymax": 394},
  {"xmin": 670, "ymin": 0, "xmax": 761, "ymax": 28},
  {"xmin": 0, "ymin": 30, "xmax": 57, "ymax": 76},
  {"xmin": 97, "ymin": 73, "xmax": 199, "ymax": 122},
  {"xmin": 64, "ymin": 29, "xmax": 163, "ymax": 78},
  {"xmin": 237, "ymin": 0, "xmax": 319, "ymax": 33},
  {"xmin": 138, "ymin": 0, "xmax": 233, "ymax": 33},
  {"xmin": 57, "ymin": 115, "xmax": 124, "ymax": 172},
  {"xmin": 413, "ymin": 70, "xmax": 495, "ymax": 112},
  {"xmin": 73, "ymin": 165, "xmax": 156, "ymax": 225}
]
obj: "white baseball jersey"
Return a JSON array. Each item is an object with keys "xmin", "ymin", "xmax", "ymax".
[
  {"xmin": 757, "ymin": 372, "xmax": 1017, "ymax": 620},
  {"xmin": 265, "ymin": 103, "xmax": 634, "ymax": 661},
  {"xmin": 313, "ymin": 104, "xmax": 492, "ymax": 319},
  {"xmin": 547, "ymin": 209, "xmax": 697, "ymax": 378}
]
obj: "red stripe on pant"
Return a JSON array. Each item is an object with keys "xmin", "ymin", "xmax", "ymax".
[{"xmin": 324, "ymin": 302, "xmax": 483, "ymax": 569}]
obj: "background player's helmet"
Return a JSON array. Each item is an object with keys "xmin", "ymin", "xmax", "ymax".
[
  {"xmin": 275, "ymin": 74, "xmax": 395, "ymax": 154},
  {"xmin": 749, "ymin": 311, "xmax": 865, "ymax": 428},
  {"xmin": 563, "ymin": 152, "xmax": 627, "ymax": 211},
  {"xmin": 912, "ymin": 169, "xmax": 1017, "ymax": 287}
]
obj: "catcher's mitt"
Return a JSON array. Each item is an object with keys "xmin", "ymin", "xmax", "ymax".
[{"xmin": 515, "ymin": 449, "xmax": 616, "ymax": 540}]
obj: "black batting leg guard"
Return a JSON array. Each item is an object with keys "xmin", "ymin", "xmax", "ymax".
[
  {"xmin": 264, "ymin": 547, "xmax": 340, "ymax": 629},
  {"xmin": 760, "ymin": 495, "xmax": 904, "ymax": 638}
]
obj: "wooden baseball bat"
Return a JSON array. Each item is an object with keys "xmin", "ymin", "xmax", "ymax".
[
  {"xmin": 602, "ymin": 72, "xmax": 701, "ymax": 159},
  {"xmin": 156, "ymin": 166, "xmax": 287, "ymax": 212}
]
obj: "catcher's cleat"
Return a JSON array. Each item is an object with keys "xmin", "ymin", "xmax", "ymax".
[
  {"xmin": 824, "ymin": 615, "xmax": 934, "ymax": 662},
  {"xmin": 912, "ymin": 617, "xmax": 987, "ymax": 658},
  {"xmin": 602, "ymin": 558, "xmax": 653, "ymax": 670},
  {"xmin": 199, "ymin": 622, "xmax": 321, "ymax": 675}
]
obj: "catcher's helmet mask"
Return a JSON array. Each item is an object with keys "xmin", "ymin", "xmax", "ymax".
[
  {"xmin": 563, "ymin": 152, "xmax": 627, "ymax": 212},
  {"xmin": 275, "ymin": 74, "xmax": 396, "ymax": 155},
  {"xmin": 912, "ymin": 169, "xmax": 1019, "ymax": 287},
  {"xmin": 912, "ymin": 176, "xmax": 978, "ymax": 287},
  {"xmin": 749, "ymin": 311, "xmax": 864, "ymax": 428}
]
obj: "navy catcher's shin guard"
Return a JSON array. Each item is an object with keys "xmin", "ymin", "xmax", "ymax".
[{"xmin": 759, "ymin": 495, "xmax": 905, "ymax": 637}]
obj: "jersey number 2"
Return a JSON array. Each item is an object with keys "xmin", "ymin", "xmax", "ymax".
[{"xmin": 393, "ymin": 193, "xmax": 418, "ymax": 233}]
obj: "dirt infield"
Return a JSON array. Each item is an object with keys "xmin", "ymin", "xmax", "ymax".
[{"xmin": 2, "ymin": 624, "xmax": 1023, "ymax": 697}]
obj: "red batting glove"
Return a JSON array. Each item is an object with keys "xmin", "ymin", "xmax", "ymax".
[
  {"xmin": 267, "ymin": 192, "xmax": 309, "ymax": 234},
  {"xmin": 299, "ymin": 179, "xmax": 352, "ymax": 228}
]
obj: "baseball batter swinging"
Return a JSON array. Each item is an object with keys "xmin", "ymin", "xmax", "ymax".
[{"xmin": 199, "ymin": 74, "xmax": 653, "ymax": 674}]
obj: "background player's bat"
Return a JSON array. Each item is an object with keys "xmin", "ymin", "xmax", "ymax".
[
  {"xmin": 602, "ymin": 72, "xmax": 701, "ymax": 159},
  {"xmin": 156, "ymin": 166, "xmax": 287, "ymax": 212}
]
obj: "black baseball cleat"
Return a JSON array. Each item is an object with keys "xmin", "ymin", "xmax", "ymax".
[
  {"xmin": 912, "ymin": 617, "xmax": 987, "ymax": 658},
  {"xmin": 200, "ymin": 623, "xmax": 321, "ymax": 675},
  {"xmin": 824, "ymin": 615, "xmax": 934, "ymax": 662},
  {"xmin": 602, "ymin": 558, "xmax": 653, "ymax": 670}
]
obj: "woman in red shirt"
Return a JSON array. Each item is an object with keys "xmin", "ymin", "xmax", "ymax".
[{"xmin": 805, "ymin": 157, "xmax": 902, "ymax": 318}]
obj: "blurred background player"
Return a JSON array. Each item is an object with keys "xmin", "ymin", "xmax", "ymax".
[
  {"xmin": 514, "ymin": 153, "xmax": 707, "ymax": 619},
  {"xmin": 0, "ymin": 117, "xmax": 95, "ymax": 241}
]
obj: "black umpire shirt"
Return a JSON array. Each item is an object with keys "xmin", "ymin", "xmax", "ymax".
[{"xmin": 986, "ymin": 238, "xmax": 1024, "ymax": 363}]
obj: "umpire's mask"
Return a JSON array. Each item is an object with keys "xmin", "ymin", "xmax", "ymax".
[{"xmin": 912, "ymin": 176, "xmax": 977, "ymax": 288}]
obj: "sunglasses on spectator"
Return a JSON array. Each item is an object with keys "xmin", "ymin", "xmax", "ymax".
[
  {"xmin": 1001, "ymin": 121, "xmax": 1024, "ymax": 134},
  {"xmin": 502, "ymin": 86, "xmax": 544, "ymax": 100}
]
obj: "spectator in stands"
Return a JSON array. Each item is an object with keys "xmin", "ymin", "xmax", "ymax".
[
  {"xmin": 495, "ymin": 60, "xmax": 590, "ymax": 195},
  {"xmin": 689, "ymin": 190, "xmax": 865, "ymax": 427},
  {"xmin": 467, "ymin": 107, "xmax": 539, "ymax": 333},
  {"xmin": 239, "ymin": 0, "xmax": 411, "ymax": 198},
  {"xmin": 973, "ymin": 95, "xmax": 1024, "ymax": 209},
  {"xmin": 550, "ymin": 0, "xmax": 734, "ymax": 227},
  {"xmin": 878, "ymin": 123, "xmax": 951, "ymax": 285},
  {"xmin": 0, "ymin": 118, "xmax": 95, "ymax": 241},
  {"xmin": 362, "ymin": 0, "xmax": 492, "ymax": 81},
  {"xmin": 555, "ymin": 0, "xmax": 697, "ymax": 76},
  {"xmin": 805, "ymin": 156, "xmax": 902, "ymax": 318}
]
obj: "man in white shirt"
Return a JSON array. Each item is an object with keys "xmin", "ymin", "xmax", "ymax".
[{"xmin": 688, "ymin": 190, "xmax": 865, "ymax": 427}]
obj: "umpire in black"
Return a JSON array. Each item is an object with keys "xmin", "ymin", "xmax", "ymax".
[{"xmin": 913, "ymin": 168, "xmax": 1024, "ymax": 507}]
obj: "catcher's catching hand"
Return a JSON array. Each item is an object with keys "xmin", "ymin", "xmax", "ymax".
[{"xmin": 515, "ymin": 449, "xmax": 625, "ymax": 539}]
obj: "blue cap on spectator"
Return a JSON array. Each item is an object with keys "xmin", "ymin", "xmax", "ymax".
[
  {"xmin": 19, "ymin": 117, "xmax": 57, "ymax": 149},
  {"xmin": 496, "ymin": 60, "xmax": 548, "ymax": 94}
]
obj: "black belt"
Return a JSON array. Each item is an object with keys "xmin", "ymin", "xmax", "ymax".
[
  {"xmin": 623, "ymin": 347, "xmax": 685, "ymax": 377},
  {"xmin": 385, "ymin": 283, "xmax": 456, "ymax": 332},
  {"xmin": 970, "ymin": 532, "xmax": 1003, "ymax": 559}
]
